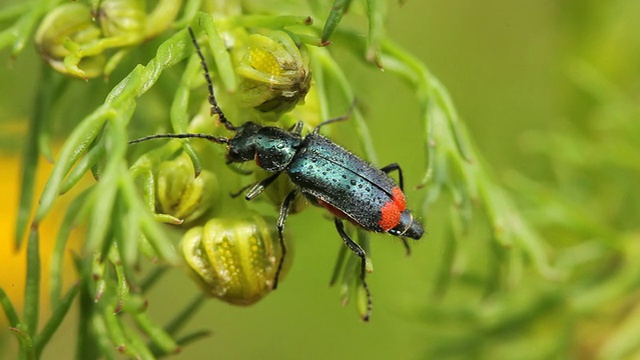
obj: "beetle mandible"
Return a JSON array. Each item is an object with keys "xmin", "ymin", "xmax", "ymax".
[{"xmin": 129, "ymin": 28, "xmax": 424, "ymax": 321}]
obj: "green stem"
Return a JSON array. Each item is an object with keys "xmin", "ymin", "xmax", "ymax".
[{"xmin": 23, "ymin": 226, "xmax": 40, "ymax": 338}]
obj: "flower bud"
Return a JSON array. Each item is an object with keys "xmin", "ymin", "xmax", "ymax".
[
  {"xmin": 181, "ymin": 214, "xmax": 291, "ymax": 305},
  {"xmin": 155, "ymin": 152, "xmax": 219, "ymax": 224},
  {"xmin": 94, "ymin": 0, "xmax": 146, "ymax": 40},
  {"xmin": 35, "ymin": 3, "xmax": 105, "ymax": 78},
  {"xmin": 236, "ymin": 31, "xmax": 311, "ymax": 116}
]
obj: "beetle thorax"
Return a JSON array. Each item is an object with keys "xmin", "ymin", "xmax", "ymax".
[{"xmin": 227, "ymin": 122, "xmax": 301, "ymax": 172}]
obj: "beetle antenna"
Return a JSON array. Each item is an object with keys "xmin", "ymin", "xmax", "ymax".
[
  {"xmin": 128, "ymin": 133, "xmax": 229, "ymax": 145},
  {"xmin": 188, "ymin": 27, "xmax": 237, "ymax": 132},
  {"xmin": 313, "ymin": 99, "xmax": 358, "ymax": 133}
]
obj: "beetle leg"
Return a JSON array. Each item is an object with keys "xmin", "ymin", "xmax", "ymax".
[
  {"xmin": 334, "ymin": 218, "xmax": 372, "ymax": 321},
  {"xmin": 245, "ymin": 172, "xmax": 282, "ymax": 200},
  {"xmin": 380, "ymin": 163, "xmax": 404, "ymax": 191},
  {"xmin": 274, "ymin": 189, "xmax": 297, "ymax": 290},
  {"xmin": 289, "ymin": 121, "xmax": 304, "ymax": 135},
  {"xmin": 230, "ymin": 183, "xmax": 254, "ymax": 198},
  {"xmin": 400, "ymin": 238, "xmax": 411, "ymax": 256},
  {"xmin": 380, "ymin": 164, "xmax": 411, "ymax": 255},
  {"xmin": 227, "ymin": 163, "xmax": 254, "ymax": 176}
]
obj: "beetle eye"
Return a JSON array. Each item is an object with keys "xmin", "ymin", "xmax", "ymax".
[{"xmin": 227, "ymin": 145, "xmax": 246, "ymax": 161}]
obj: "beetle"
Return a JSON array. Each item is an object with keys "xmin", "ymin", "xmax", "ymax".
[{"xmin": 130, "ymin": 28, "xmax": 424, "ymax": 320}]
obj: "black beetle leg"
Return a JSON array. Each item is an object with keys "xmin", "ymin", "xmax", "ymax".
[
  {"xmin": 334, "ymin": 218, "xmax": 372, "ymax": 321},
  {"xmin": 273, "ymin": 189, "xmax": 297, "ymax": 290},
  {"xmin": 400, "ymin": 238, "xmax": 411, "ymax": 257},
  {"xmin": 380, "ymin": 163, "xmax": 404, "ymax": 192},
  {"xmin": 289, "ymin": 121, "xmax": 304, "ymax": 135},
  {"xmin": 380, "ymin": 163, "xmax": 411, "ymax": 256},
  {"xmin": 230, "ymin": 183, "xmax": 254, "ymax": 198},
  {"xmin": 245, "ymin": 172, "xmax": 282, "ymax": 200}
]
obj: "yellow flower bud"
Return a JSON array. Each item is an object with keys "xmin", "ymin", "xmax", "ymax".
[
  {"xmin": 155, "ymin": 152, "xmax": 219, "ymax": 224},
  {"xmin": 237, "ymin": 31, "xmax": 311, "ymax": 116},
  {"xmin": 94, "ymin": 0, "xmax": 146, "ymax": 39},
  {"xmin": 181, "ymin": 214, "xmax": 291, "ymax": 305}
]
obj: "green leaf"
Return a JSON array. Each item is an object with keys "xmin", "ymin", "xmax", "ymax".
[
  {"xmin": 34, "ymin": 283, "xmax": 80, "ymax": 355},
  {"xmin": 163, "ymin": 295, "xmax": 206, "ymax": 336},
  {"xmin": 232, "ymin": 14, "xmax": 314, "ymax": 29},
  {"xmin": 59, "ymin": 139, "xmax": 105, "ymax": 195},
  {"xmin": 0, "ymin": 287, "xmax": 20, "ymax": 327},
  {"xmin": 0, "ymin": 0, "xmax": 48, "ymax": 56},
  {"xmin": 365, "ymin": 0, "xmax": 386, "ymax": 67},
  {"xmin": 170, "ymin": 53, "xmax": 203, "ymax": 177},
  {"xmin": 173, "ymin": 329, "xmax": 211, "ymax": 350},
  {"xmin": 120, "ymin": 317, "xmax": 156, "ymax": 360},
  {"xmin": 15, "ymin": 64, "xmax": 60, "ymax": 248},
  {"xmin": 134, "ymin": 312, "xmax": 179, "ymax": 355},
  {"xmin": 102, "ymin": 306, "xmax": 136, "ymax": 358},
  {"xmin": 197, "ymin": 12, "xmax": 237, "ymax": 92},
  {"xmin": 321, "ymin": 0, "xmax": 353, "ymax": 44},
  {"xmin": 50, "ymin": 188, "xmax": 90, "ymax": 308},
  {"xmin": 329, "ymin": 244, "xmax": 348, "ymax": 286}
]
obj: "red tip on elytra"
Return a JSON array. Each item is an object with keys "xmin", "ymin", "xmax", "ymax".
[
  {"xmin": 392, "ymin": 187, "xmax": 406, "ymax": 211},
  {"xmin": 378, "ymin": 187, "xmax": 406, "ymax": 231}
]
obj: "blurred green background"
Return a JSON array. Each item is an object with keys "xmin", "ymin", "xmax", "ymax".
[{"xmin": 2, "ymin": 0, "xmax": 640, "ymax": 359}]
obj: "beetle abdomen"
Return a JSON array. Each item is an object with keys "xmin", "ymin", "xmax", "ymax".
[{"xmin": 287, "ymin": 134, "xmax": 409, "ymax": 233}]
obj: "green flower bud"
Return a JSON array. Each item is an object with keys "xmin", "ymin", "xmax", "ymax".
[
  {"xmin": 236, "ymin": 31, "xmax": 311, "ymax": 116},
  {"xmin": 181, "ymin": 214, "xmax": 291, "ymax": 305},
  {"xmin": 155, "ymin": 152, "xmax": 219, "ymax": 224},
  {"xmin": 35, "ymin": 3, "xmax": 105, "ymax": 78},
  {"xmin": 94, "ymin": 0, "xmax": 146, "ymax": 40}
]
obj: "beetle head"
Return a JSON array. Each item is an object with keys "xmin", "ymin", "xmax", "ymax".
[
  {"xmin": 226, "ymin": 122, "xmax": 263, "ymax": 163},
  {"xmin": 227, "ymin": 122, "xmax": 302, "ymax": 172},
  {"xmin": 251, "ymin": 126, "xmax": 301, "ymax": 171}
]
